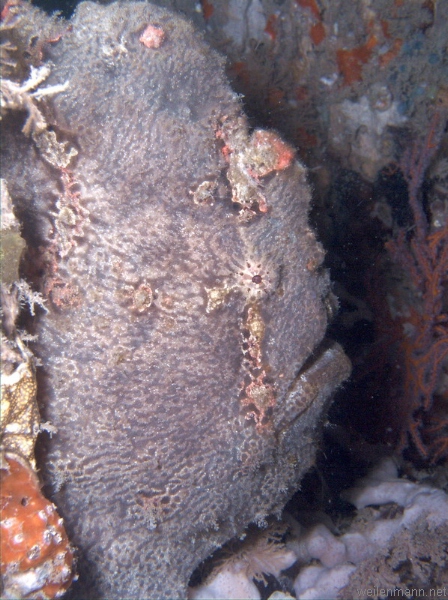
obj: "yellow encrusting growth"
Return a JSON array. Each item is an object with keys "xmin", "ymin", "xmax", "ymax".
[{"xmin": 1, "ymin": 340, "xmax": 38, "ymax": 469}]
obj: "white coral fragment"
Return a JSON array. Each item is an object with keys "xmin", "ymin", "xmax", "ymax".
[
  {"xmin": 1, "ymin": 178, "xmax": 19, "ymax": 230},
  {"xmin": 0, "ymin": 64, "xmax": 69, "ymax": 135},
  {"xmin": 291, "ymin": 459, "xmax": 448, "ymax": 599},
  {"xmin": 189, "ymin": 566, "xmax": 262, "ymax": 600},
  {"xmin": 14, "ymin": 280, "xmax": 48, "ymax": 316}
]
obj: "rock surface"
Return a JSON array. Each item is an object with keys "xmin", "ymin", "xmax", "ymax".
[{"xmin": 1, "ymin": 2, "xmax": 350, "ymax": 597}]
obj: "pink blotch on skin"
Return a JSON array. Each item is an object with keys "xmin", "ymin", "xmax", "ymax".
[
  {"xmin": 140, "ymin": 24, "xmax": 165, "ymax": 49},
  {"xmin": 254, "ymin": 131, "xmax": 295, "ymax": 172}
]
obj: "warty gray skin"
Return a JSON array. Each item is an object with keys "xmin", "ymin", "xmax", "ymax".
[{"xmin": 0, "ymin": 2, "xmax": 350, "ymax": 597}]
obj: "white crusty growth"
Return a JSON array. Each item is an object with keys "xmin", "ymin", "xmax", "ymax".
[{"xmin": 0, "ymin": 64, "xmax": 68, "ymax": 135}]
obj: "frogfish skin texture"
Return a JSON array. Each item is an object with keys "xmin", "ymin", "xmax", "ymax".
[{"xmin": 1, "ymin": 2, "xmax": 350, "ymax": 597}]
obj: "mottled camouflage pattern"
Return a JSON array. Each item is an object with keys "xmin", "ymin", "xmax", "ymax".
[{"xmin": 1, "ymin": 2, "xmax": 350, "ymax": 597}]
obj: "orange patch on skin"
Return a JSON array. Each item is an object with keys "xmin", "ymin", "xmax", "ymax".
[
  {"xmin": 201, "ymin": 0, "xmax": 214, "ymax": 21},
  {"xmin": 295, "ymin": 86, "xmax": 309, "ymax": 102},
  {"xmin": 242, "ymin": 372, "xmax": 276, "ymax": 431},
  {"xmin": 296, "ymin": 0, "xmax": 325, "ymax": 44},
  {"xmin": 0, "ymin": 0, "xmax": 18, "ymax": 21},
  {"xmin": 296, "ymin": 0, "xmax": 320, "ymax": 20},
  {"xmin": 264, "ymin": 14, "xmax": 278, "ymax": 41},
  {"xmin": 271, "ymin": 138, "xmax": 295, "ymax": 171},
  {"xmin": 252, "ymin": 130, "xmax": 295, "ymax": 174},
  {"xmin": 139, "ymin": 24, "xmax": 165, "ymax": 49},
  {"xmin": 267, "ymin": 87, "xmax": 285, "ymax": 108},
  {"xmin": 310, "ymin": 21, "xmax": 326, "ymax": 44},
  {"xmin": 296, "ymin": 127, "xmax": 318, "ymax": 148},
  {"xmin": 221, "ymin": 145, "xmax": 231, "ymax": 160},
  {"xmin": 381, "ymin": 19, "xmax": 391, "ymax": 38},
  {"xmin": 379, "ymin": 38, "xmax": 403, "ymax": 67},
  {"xmin": 229, "ymin": 61, "xmax": 251, "ymax": 88},
  {"xmin": 337, "ymin": 35, "xmax": 378, "ymax": 85},
  {"xmin": 215, "ymin": 126, "xmax": 232, "ymax": 161}
]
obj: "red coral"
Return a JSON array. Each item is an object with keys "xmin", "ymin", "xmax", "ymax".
[
  {"xmin": 385, "ymin": 112, "xmax": 448, "ymax": 462},
  {"xmin": 1, "ymin": 453, "xmax": 75, "ymax": 599}
]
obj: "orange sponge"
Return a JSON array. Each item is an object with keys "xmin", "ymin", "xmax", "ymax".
[{"xmin": 1, "ymin": 453, "xmax": 75, "ymax": 599}]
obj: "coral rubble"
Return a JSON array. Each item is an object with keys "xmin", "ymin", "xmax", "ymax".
[
  {"xmin": 1, "ymin": 1, "xmax": 349, "ymax": 597},
  {"xmin": 291, "ymin": 459, "xmax": 448, "ymax": 599}
]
